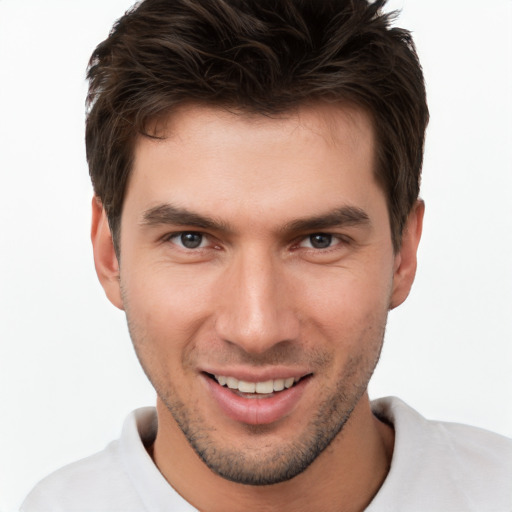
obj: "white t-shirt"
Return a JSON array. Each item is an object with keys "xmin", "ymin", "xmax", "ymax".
[{"xmin": 21, "ymin": 397, "xmax": 512, "ymax": 512}]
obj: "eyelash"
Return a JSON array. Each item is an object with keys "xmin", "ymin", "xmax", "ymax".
[
  {"xmin": 296, "ymin": 233, "xmax": 346, "ymax": 250},
  {"xmin": 163, "ymin": 231, "xmax": 214, "ymax": 250},
  {"xmin": 162, "ymin": 231, "xmax": 349, "ymax": 253}
]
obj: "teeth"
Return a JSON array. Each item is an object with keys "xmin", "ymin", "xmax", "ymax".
[
  {"xmin": 214, "ymin": 375, "xmax": 298, "ymax": 394},
  {"xmin": 255, "ymin": 380, "xmax": 274, "ymax": 394},
  {"xmin": 226, "ymin": 376, "xmax": 238, "ymax": 390},
  {"xmin": 273, "ymin": 379, "xmax": 285, "ymax": 391},
  {"xmin": 238, "ymin": 380, "xmax": 256, "ymax": 393}
]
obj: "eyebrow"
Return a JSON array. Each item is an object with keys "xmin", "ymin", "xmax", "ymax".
[
  {"xmin": 140, "ymin": 202, "xmax": 370, "ymax": 234},
  {"xmin": 281, "ymin": 206, "xmax": 371, "ymax": 233},
  {"xmin": 141, "ymin": 203, "xmax": 231, "ymax": 232}
]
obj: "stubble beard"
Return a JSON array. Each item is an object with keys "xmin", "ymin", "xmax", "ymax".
[
  {"xmin": 129, "ymin": 334, "xmax": 385, "ymax": 486},
  {"xmin": 122, "ymin": 286, "xmax": 388, "ymax": 486},
  {"xmin": 160, "ymin": 356, "xmax": 376, "ymax": 486}
]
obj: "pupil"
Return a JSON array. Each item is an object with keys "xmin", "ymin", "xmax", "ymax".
[
  {"xmin": 181, "ymin": 232, "xmax": 202, "ymax": 249},
  {"xmin": 310, "ymin": 234, "xmax": 332, "ymax": 249}
]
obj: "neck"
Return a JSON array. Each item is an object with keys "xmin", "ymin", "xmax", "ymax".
[{"xmin": 151, "ymin": 393, "xmax": 394, "ymax": 512}]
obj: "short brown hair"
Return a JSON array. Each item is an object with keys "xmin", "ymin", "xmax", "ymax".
[{"xmin": 86, "ymin": 0, "xmax": 428, "ymax": 253}]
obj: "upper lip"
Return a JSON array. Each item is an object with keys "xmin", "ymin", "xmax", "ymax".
[{"xmin": 201, "ymin": 367, "xmax": 312, "ymax": 382}]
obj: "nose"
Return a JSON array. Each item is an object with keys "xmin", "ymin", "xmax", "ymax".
[{"xmin": 214, "ymin": 248, "xmax": 300, "ymax": 355}]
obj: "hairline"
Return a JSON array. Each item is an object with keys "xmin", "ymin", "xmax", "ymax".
[{"xmin": 108, "ymin": 99, "xmax": 405, "ymax": 258}]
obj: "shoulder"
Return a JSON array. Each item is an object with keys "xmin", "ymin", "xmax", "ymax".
[
  {"xmin": 20, "ymin": 441, "xmax": 145, "ymax": 512},
  {"xmin": 370, "ymin": 397, "xmax": 512, "ymax": 511},
  {"xmin": 20, "ymin": 408, "xmax": 156, "ymax": 512}
]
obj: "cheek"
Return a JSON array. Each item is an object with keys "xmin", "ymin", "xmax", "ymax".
[
  {"xmin": 297, "ymin": 266, "xmax": 392, "ymax": 349},
  {"xmin": 120, "ymin": 261, "xmax": 220, "ymax": 376},
  {"xmin": 302, "ymin": 266, "xmax": 392, "ymax": 317},
  {"xmin": 122, "ymin": 261, "xmax": 215, "ymax": 323}
]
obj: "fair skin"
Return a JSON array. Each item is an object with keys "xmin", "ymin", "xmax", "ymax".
[{"xmin": 92, "ymin": 103, "xmax": 423, "ymax": 512}]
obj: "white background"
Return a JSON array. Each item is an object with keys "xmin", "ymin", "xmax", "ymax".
[{"xmin": 0, "ymin": 1, "xmax": 511, "ymax": 510}]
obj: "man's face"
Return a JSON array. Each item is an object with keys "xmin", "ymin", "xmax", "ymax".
[{"xmin": 108, "ymin": 104, "xmax": 406, "ymax": 484}]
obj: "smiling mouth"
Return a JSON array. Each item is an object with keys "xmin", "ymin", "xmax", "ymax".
[{"xmin": 205, "ymin": 373, "xmax": 309, "ymax": 397}]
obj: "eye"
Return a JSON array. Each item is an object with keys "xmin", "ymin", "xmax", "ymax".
[
  {"xmin": 299, "ymin": 233, "xmax": 336, "ymax": 249},
  {"xmin": 167, "ymin": 231, "xmax": 208, "ymax": 249}
]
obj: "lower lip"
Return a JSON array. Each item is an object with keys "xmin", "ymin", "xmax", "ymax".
[{"xmin": 203, "ymin": 375, "xmax": 309, "ymax": 425}]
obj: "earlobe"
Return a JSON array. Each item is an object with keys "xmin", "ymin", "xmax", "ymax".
[
  {"xmin": 389, "ymin": 200, "xmax": 425, "ymax": 310},
  {"xmin": 91, "ymin": 197, "xmax": 124, "ymax": 310}
]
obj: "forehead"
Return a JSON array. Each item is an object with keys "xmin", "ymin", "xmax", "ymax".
[
  {"xmin": 143, "ymin": 102, "xmax": 374, "ymax": 162},
  {"xmin": 125, "ymin": 103, "xmax": 383, "ymax": 229}
]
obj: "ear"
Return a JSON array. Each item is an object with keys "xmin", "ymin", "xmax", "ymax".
[
  {"xmin": 389, "ymin": 200, "xmax": 424, "ymax": 310},
  {"xmin": 91, "ymin": 197, "xmax": 124, "ymax": 310}
]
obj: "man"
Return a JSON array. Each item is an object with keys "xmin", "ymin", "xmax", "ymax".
[{"xmin": 21, "ymin": 0, "xmax": 512, "ymax": 510}]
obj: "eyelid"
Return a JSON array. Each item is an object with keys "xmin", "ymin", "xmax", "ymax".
[
  {"xmin": 163, "ymin": 230, "xmax": 212, "ymax": 250},
  {"xmin": 296, "ymin": 233, "xmax": 348, "ymax": 249},
  {"xmin": 160, "ymin": 230, "xmax": 350, "ymax": 252}
]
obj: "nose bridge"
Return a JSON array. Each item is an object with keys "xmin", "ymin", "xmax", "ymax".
[{"xmin": 215, "ymin": 245, "xmax": 298, "ymax": 353}]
